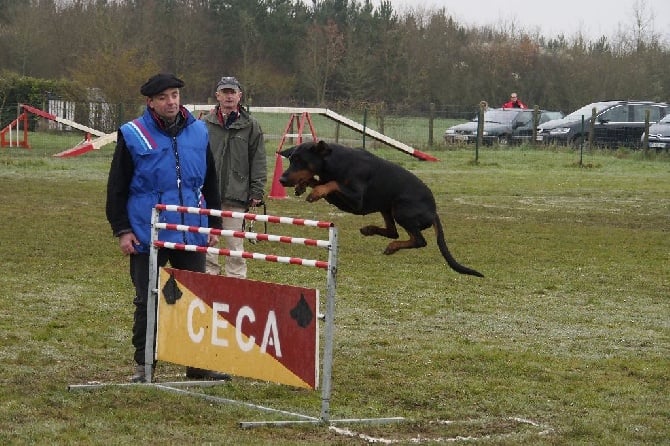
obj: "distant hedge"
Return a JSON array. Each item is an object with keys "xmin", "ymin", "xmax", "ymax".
[{"xmin": 0, "ymin": 71, "xmax": 86, "ymax": 126}]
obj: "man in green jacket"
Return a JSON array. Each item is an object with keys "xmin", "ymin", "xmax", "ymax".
[{"xmin": 202, "ymin": 76, "xmax": 267, "ymax": 278}]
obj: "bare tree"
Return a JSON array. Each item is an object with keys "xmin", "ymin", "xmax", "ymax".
[{"xmin": 299, "ymin": 20, "xmax": 344, "ymax": 105}]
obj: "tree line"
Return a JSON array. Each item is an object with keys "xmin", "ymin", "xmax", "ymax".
[{"xmin": 0, "ymin": 0, "xmax": 668, "ymax": 117}]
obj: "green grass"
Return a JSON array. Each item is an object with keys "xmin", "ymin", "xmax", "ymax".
[{"xmin": 0, "ymin": 138, "xmax": 668, "ymax": 445}]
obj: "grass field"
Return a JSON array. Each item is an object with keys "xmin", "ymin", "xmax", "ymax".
[{"xmin": 0, "ymin": 136, "xmax": 668, "ymax": 445}]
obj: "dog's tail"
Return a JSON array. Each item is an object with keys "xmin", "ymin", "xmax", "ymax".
[{"xmin": 433, "ymin": 215, "xmax": 484, "ymax": 277}]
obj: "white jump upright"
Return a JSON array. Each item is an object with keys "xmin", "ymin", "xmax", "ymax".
[{"xmin": 145, "ymin": 204, "xmax": 340, "ymax": 423}]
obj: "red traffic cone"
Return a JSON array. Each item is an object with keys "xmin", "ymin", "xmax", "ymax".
[{"xmin": 269, "ymin": 151, "xmax": 287, "ymax": 199}]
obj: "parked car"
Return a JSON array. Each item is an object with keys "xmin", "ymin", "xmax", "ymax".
[
  {"xmin": 642, "ymin": 114, "xmax": 670, "ymax": 150},
  {"xmin": 515, "ymin": 111, "xmax": 564, "ymax": 142},
  {"xmin": 444, "ymin": 108, "xmax": 564, "ymax": 145},
  {"xmin": 537, "ymin": 100, "xmax": 669, "ymax": 148}
]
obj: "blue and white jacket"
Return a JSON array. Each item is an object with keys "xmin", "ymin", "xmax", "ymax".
[{"xmin": 106, "ymin": 106, "xmax": 221, "ymax": 253}]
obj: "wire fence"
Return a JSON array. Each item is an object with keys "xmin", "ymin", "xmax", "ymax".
[
  {"xmin": 0, "ymin": 101, "xmax": 481, "ymax": 153},
  {"xmin": 2, "ymin": 102, "xmax": 667, "ymax": 160}
]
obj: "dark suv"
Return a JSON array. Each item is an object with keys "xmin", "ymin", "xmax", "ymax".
[{"xmin": 537, "ymin": 100, "xmax": 669, "ymax": 148}]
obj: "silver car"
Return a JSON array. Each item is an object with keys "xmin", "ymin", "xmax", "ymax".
[{"xmin": 643, "ymin": 114, "xmax": 670, "ymax": 150}]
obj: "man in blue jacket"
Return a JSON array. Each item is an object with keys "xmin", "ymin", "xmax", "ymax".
[{"xmin": 106, "ymin": 73, "xmax": 229, "ymax": 383}]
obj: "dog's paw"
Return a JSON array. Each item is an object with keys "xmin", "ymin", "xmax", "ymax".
[
  {"xmin": 384, "ymin": 242, "xmax": 400, "ymax": 256},
  {"xmin": 383, "ymin": 243, "xmax": 399, "ymax": 255},
  {"xmin": 294, "ymin": 183, "xmax": 307, "ymax": 196}
]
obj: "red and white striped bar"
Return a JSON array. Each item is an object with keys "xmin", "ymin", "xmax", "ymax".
[
  {"xmin": 154, "ymin": 241, "xmax": 329, "ymax": 269},
  {"xmin": 156, "ymin": 204, "xmax": 333, "ymax": 228},
  {"xmin": 155, "ymin": 223, "xmax": 330, "ymax": 248}
]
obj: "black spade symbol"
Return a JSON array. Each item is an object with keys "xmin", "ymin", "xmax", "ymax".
[
  {"xmin": 290, "ymin": 294, "xmax": 313, "ymax": 328},
  {"xmin": 162, "ymin": 274, "xmax": 183, "ymax": 304}
]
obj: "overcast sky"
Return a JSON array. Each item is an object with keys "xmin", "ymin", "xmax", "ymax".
[{"xmin": 380, "ymin": 0, "xmax": 670, "ymax": 41}]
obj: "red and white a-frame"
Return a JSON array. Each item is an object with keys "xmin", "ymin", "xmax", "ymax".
[{"xmin": 269, "ymin": 111, "xmax": 318, "ymax": 199}]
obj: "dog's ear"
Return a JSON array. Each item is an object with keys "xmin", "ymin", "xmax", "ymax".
[
  {"xmin": 313, "ymin": 140, "xmax": 332, "ymax": 157},
  {"xmin": 279, "ymin": 147, "xmax": 295, "ymax": 159}
]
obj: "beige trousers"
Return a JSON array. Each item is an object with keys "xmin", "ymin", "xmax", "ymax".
[{"xmin": 205, "ymin": 204, "xmax": 247, "ymax": 278}]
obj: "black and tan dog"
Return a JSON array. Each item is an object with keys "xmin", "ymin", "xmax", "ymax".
[{"xmin": 279, "ymin": 140, "xmax": 483, "ymax": 277}]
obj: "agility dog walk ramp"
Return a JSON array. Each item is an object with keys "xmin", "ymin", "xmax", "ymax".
[
  {"xmin": 323, "ymin": 108, "xmax": 438, "ymax": 161},
  {"xmin": 21, "ymin": 104, "xmax": 106, "ymax": 138},
  {"xmin": 185, "ymin": 105, "xmax": 438, "ymax": 161},
  {"xmin": 0, "ymin": 103, "xmax": 115, "ymax": 157}
]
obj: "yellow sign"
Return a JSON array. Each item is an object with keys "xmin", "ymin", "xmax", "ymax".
[{"xmin": 156, "ymin": 267, "xmax": 319, "ymax": 389}]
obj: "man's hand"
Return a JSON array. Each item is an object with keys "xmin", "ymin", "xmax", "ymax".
[
  {"xmin": 119, "ymin": 232, "xmax": 139, "ymax": 255},
  {"xmin": 208, "ymin": 234, "xmax": 220, "ymax": 247}
]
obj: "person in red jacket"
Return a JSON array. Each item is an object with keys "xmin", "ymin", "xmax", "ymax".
[{"xmin": 502, "ymin": 92, "xmax": 527, "ymax": 109}]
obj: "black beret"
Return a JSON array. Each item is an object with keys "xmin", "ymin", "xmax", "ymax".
[{"xmin": 140, "ymin": 73, "xmax": 185, "ymax": 97}]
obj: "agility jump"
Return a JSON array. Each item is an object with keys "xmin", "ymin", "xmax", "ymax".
[
  {"xmin": 145, "ymin": 204, "xmax": 341, "ymax": 424},
  {"xmin": 69, "ymin": 203, "xmax": 403, "ymax": 427},
  {"xmin": 153, "ymin": 205, "xmax": 332, "ymax": 268}
]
